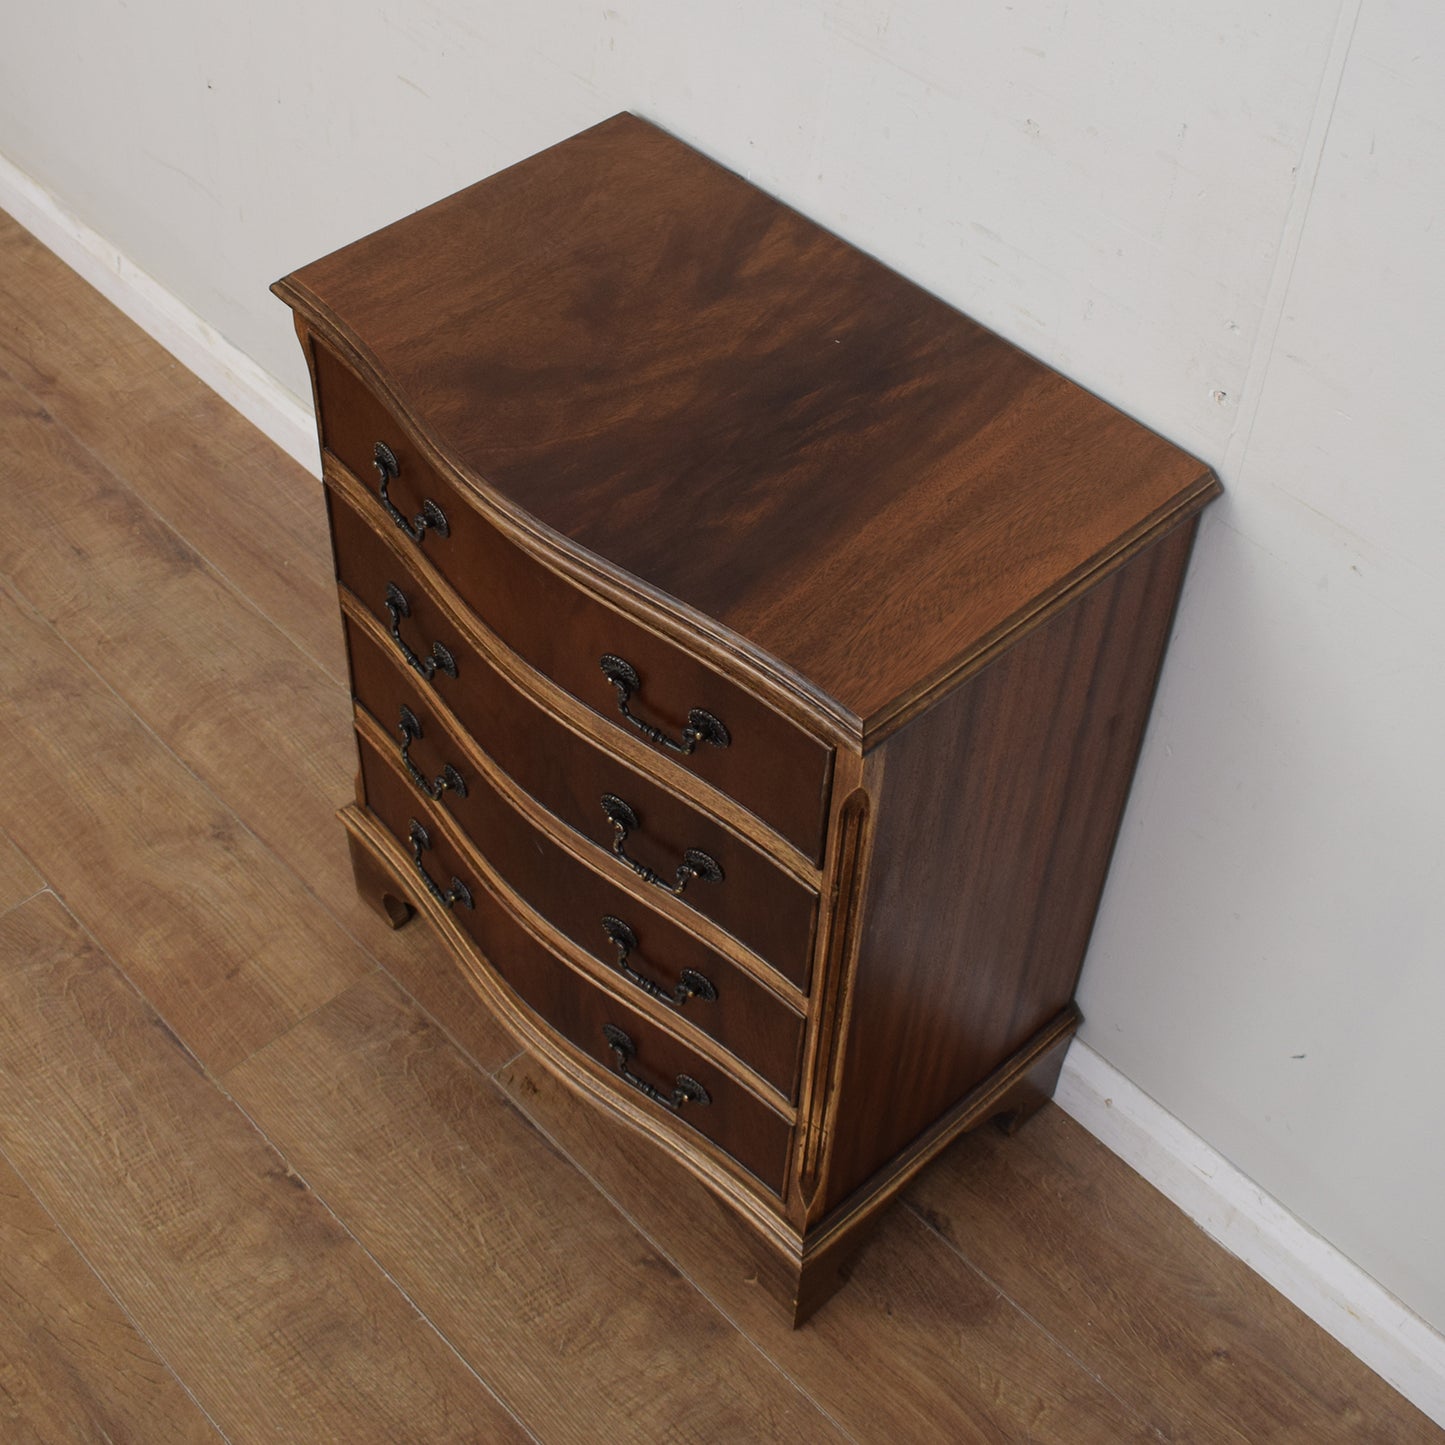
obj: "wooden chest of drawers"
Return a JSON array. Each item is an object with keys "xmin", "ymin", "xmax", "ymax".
[{"xmin": 274, "ymin": 112, "xmax": 1219, "ymax": 1322}]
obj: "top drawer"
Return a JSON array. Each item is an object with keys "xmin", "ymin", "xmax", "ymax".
[{"xmin": 312, "ymin": 345, "xmax": 833, "ymax": 861}]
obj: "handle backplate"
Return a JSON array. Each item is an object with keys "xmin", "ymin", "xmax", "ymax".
[
  {"xmin": 599, "ymin": 794, "xmax": 723, "ymax": 897},
  {"xmin": 374, "ymin": 441, "xmax": 450, "ymax": 545},
  {"xmin": 602, "ymin": 1024, "xmax": 710, "ymax": 1111},
  {"xmin": 599, "ymin": 654, "xmax": 730, "ymax": 756}
]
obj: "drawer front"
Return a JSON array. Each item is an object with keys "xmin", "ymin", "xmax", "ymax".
[
  {"xmin": 331, "ymin": 486, "xmax": 819, "ymax": 986},
  {"xmin": 372, "ymin": 789, "xmax": 793, "ymax": 1192},
  {"xmin": 355, "ymin": 717, "xmax": 805, "ymax": 1097},
  {"xmin": 314, "ymin": 343, "xmax": 832, "ymax": 861}
]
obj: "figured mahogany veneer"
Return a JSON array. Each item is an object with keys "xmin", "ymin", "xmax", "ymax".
[
  {"xmin": 327, "ymin": 477, "xmax": 820, "ymax": 981},
  {"xmin": 347, "ymin": 635, "xmax": 806, "ymax": 1099},
  {"xmin": 275, "ymin": 111, "xmax": 1220, "ymax": 1323},
  {"xmin": 315, "ymin": 345, "xmax": 834, "ymax": 861}
]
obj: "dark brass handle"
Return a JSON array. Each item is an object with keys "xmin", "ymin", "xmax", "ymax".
[
  {"xmin": 599, "ymin": 794, "xmax": 723, "ymax": 897},
  {"xmin": 374, "ymin": 441, "xmax": 450, "ymax": 545},
  {"xmin": 600, "ymin": 916, "xmax": 717, "ymax": 1008},
  {"xmin": 397, "ymin": 706, "xmax": 467, "ymax": 801},
  {"xmin": 602, "ymin": 1024, "xmax": 710, "ymax": 1111},
  {"xmin": 599, "ymin": 654, "xmax": 730, "ymax": 756},
  {"xmin": 408, "ymin": 819, "xmax": 474, "ymax": 911},
  {"xmin": 385, "ymin": 583, "xmax": 458, "ymax": 683}
]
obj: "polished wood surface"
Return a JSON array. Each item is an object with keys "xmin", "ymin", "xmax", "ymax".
[
  {"xmin": 317, "ymin": 343, "xmax": 833, "ymax": 854},
  {"xmin": 825, "ymin": 514, "xmax": 1200, "ymax": 1205},
  {"xmin": 350, "ymin": 674, "xmax": 807, "ymax": 1095},
  {"xmin": 277, "ymin": 117, "xmax": 1229, "ymax": 1320},
  {"xmin": 1, "ymin": 210, "xmax": 1435, "ymax": 1439},
  {"xmin": 329, "ymin": 480, "xmax": 821, "ymax": 975},
  {"xmin": 278, "ymin": 112, "xmax": 1218, "ymax": 737}
]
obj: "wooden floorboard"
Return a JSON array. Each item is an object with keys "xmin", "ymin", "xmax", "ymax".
[
  {"xmin": 497, "ymin": 1054, "xmax": 1157, "ymax": 1443},
  {"xmin": 0, "ymin": 213, "xmax": 345, "ymax": 684},
  {"xmin": 0, "ymin": 577, "xmax": 368, "ymax": 1074},
  {"xmin": 0, "ymin": 895, "xmax": 530, "ymax": 1442},
  {"xmin": 0, "ymin": 830, "xmax": 42, "ymax": 917},
  {"xmin": 226, "ymin": 971, "xmax": 847, "ymax": 1443},
  {"xmin": 0, "ymin": 361, "xmax": 506, "ymax": 1069},
  {"xmin": 0, "ymin": 207, "xmax": 1437, "ymax": 1442},
  {"xmin": 0, "ymin": 1143, "xmax": 221, "ymax": 1443},
  {"xmin": 906, "ymin": 1108, "xmax": 1443, "ymax": 1444}
]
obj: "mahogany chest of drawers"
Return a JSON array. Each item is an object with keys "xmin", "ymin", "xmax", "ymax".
[{"xmin": 274, "ymin": 112, "xmax": 1219, "ymax": 1322}]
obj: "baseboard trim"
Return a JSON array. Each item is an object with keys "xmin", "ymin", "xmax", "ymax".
[
  {"xmin": 0, "ymin": 150, "xmax": 318, "ymax": 476},
  {"xmin": 1058, "ymin": 1041, "xmax": 1445, "ymax": 1427},
  {"xmin": 4, "ymin": 146, "xmax": 1441, "ymax": 1429}
]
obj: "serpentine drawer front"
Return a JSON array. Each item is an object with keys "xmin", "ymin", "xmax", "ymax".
[
  {"xmin": 276, "ymin": 111, "xmax": 1220, "ymax": 1323},
  {"xmin": 328, "ymin": 481, "xmax": 820, "ymax": 981},
  {"xmin": 315, "ymin": 344, "xmax": 834, "ymax": 862},
  {"xmin": 350, "ymin": 682, "xmax": 807, "ymax": 1098}
]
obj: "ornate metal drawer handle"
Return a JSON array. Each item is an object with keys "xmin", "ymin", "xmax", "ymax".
[
  {"xmin": 397, "ymin": 706, "xmax": 467, "ymax": 801},
  {"xmin": 407, "ymin": 819, "xmax": 474, "ymax": 911},
  {"xmin": 373, "ymin": 441, "xmax": 450, "ymax": 545},
  {"xmin": 599, "ymin": 794, "xmax": 724, "ymax": 896},
  {"xmin": 598, "ymin": 654, "xmax": 730, "ymax": 755},
  {"xmin": 385, "ymin": 582, "xmax": 458, "ymax": 683},
  {"xmin": 602, "ymin": 1024, "xmax": 710, "ymax": 1111},
  {"xmin": 601, "ymin": 916, "xmax": 717, "ymax": 1008}
]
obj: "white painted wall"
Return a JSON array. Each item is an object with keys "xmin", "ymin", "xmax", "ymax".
[{"xmin": 3, "ymin": 0, "xmax": 1441, "ymax": 1338}]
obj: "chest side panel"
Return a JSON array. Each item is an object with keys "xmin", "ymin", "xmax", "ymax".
[{"xmin": 822, "ymin": 516, "xmax": 1200, "ymax": 1209}]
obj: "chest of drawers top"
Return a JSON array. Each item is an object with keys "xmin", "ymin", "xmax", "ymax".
[{"xmin": 273, "ymin": 111, "xmax": 1214, "ymax": 745}]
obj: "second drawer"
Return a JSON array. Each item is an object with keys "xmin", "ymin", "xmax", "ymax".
[{"xmin": 355, "ymin": 702, "xmax": 806, "ymax": 1099}]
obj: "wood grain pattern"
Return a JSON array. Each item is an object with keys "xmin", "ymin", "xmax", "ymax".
[
  {"xmin": 317, "ymin": 343, "xmax": 834, "ymax": 856},
  {"xmin": 279, "ymin": 112, "xmax": 1218, "ymax": 734},
  {"xmin": 498, "ymin": 1052, "xmax": 1160, "ymax": 1444},
  {"xmin": 0, "ymin": 202, "xmax": 1429, "ymax": 1443},
  {"xmin": 225, "ymin": 971, "xmax": 843, "ymax": 1443},
  {"xmin": 353, "ymin": 783, "xmax": 794, "ymax": 1188},
  {"xmin": 0, "ymin": 1145, "xmax": 220, "ymax": 1443},
  {"xmin": 330, "ymin": 484, "xmax": 821, "ymax": 974},
  {"xmin": 352, "ymin": 700, "xmax": 806, "ymax": 1096},
  {"xmin": 0, "ymin": 214, "xmax": 345, "ymax": 684},
  {"xmin": 0, "ymin": 363, "xmax": 512, "ymax": 1071},
  {"xmin": 825, "ymin": 517, "xmax": 1199, "ymax": 1205},
  {"xmin": 0, "ymin": 894, "xmax": 528, "ymax": 1442},
  {"xmin": 0, "ymin": 577, "xmax": 365, "ymax": 1073},
  {"xmin": 0, "ymin": 830, "xmax": 42, "ymax": 916},
  {"xmin": 906, "ymin": 1105, "xmax": 1445, "ymax": 1444}
]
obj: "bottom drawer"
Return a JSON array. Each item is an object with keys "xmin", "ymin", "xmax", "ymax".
[{"xmin": 371, "ymin": 791, "xmax": 794, "ymax": 1194}]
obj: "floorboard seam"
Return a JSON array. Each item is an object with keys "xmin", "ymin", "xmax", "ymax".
[
  {"xmin": 0, "ymin": 569, "xmax": 422, "ymax": 1070},
  {"xmin": 489, "ymin": 1068, "xmax": 863, "ymax": 1444},
  {"xmin": 0, "ymin": 347, "xmax": 345, "ymax": 689},
  {"xmin": 0, "ymin": 1116, "xmax": 233, "ymax": 1441},
  {"xmin": 0, "ymin": 886, "xmax": 51, "ymax": 924},
  {"xmin": 211, "ymin": 1073, "xmax": 544, "ymax": 1444},
  {"xmin": 901, "ymin": 1195, "xmax": 1176, "ymax": 1444}
]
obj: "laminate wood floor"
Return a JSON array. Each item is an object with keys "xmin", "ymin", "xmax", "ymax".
[{"xmin": 0, "ymin": 209, "xmax": 1437, "ymax": 1443}]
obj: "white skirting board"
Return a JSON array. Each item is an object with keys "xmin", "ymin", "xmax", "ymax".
[
  {"xmin": 1058, "ymin": 1042, "xmax": 1445, "ymax": 1426},
  {"xmin": 3, "ymin": 145, "xmax": 1442, "ymax": 1432},
  {"xmin": 0, "ymin": 150, "xmax": 319, "ymax": 478}
]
